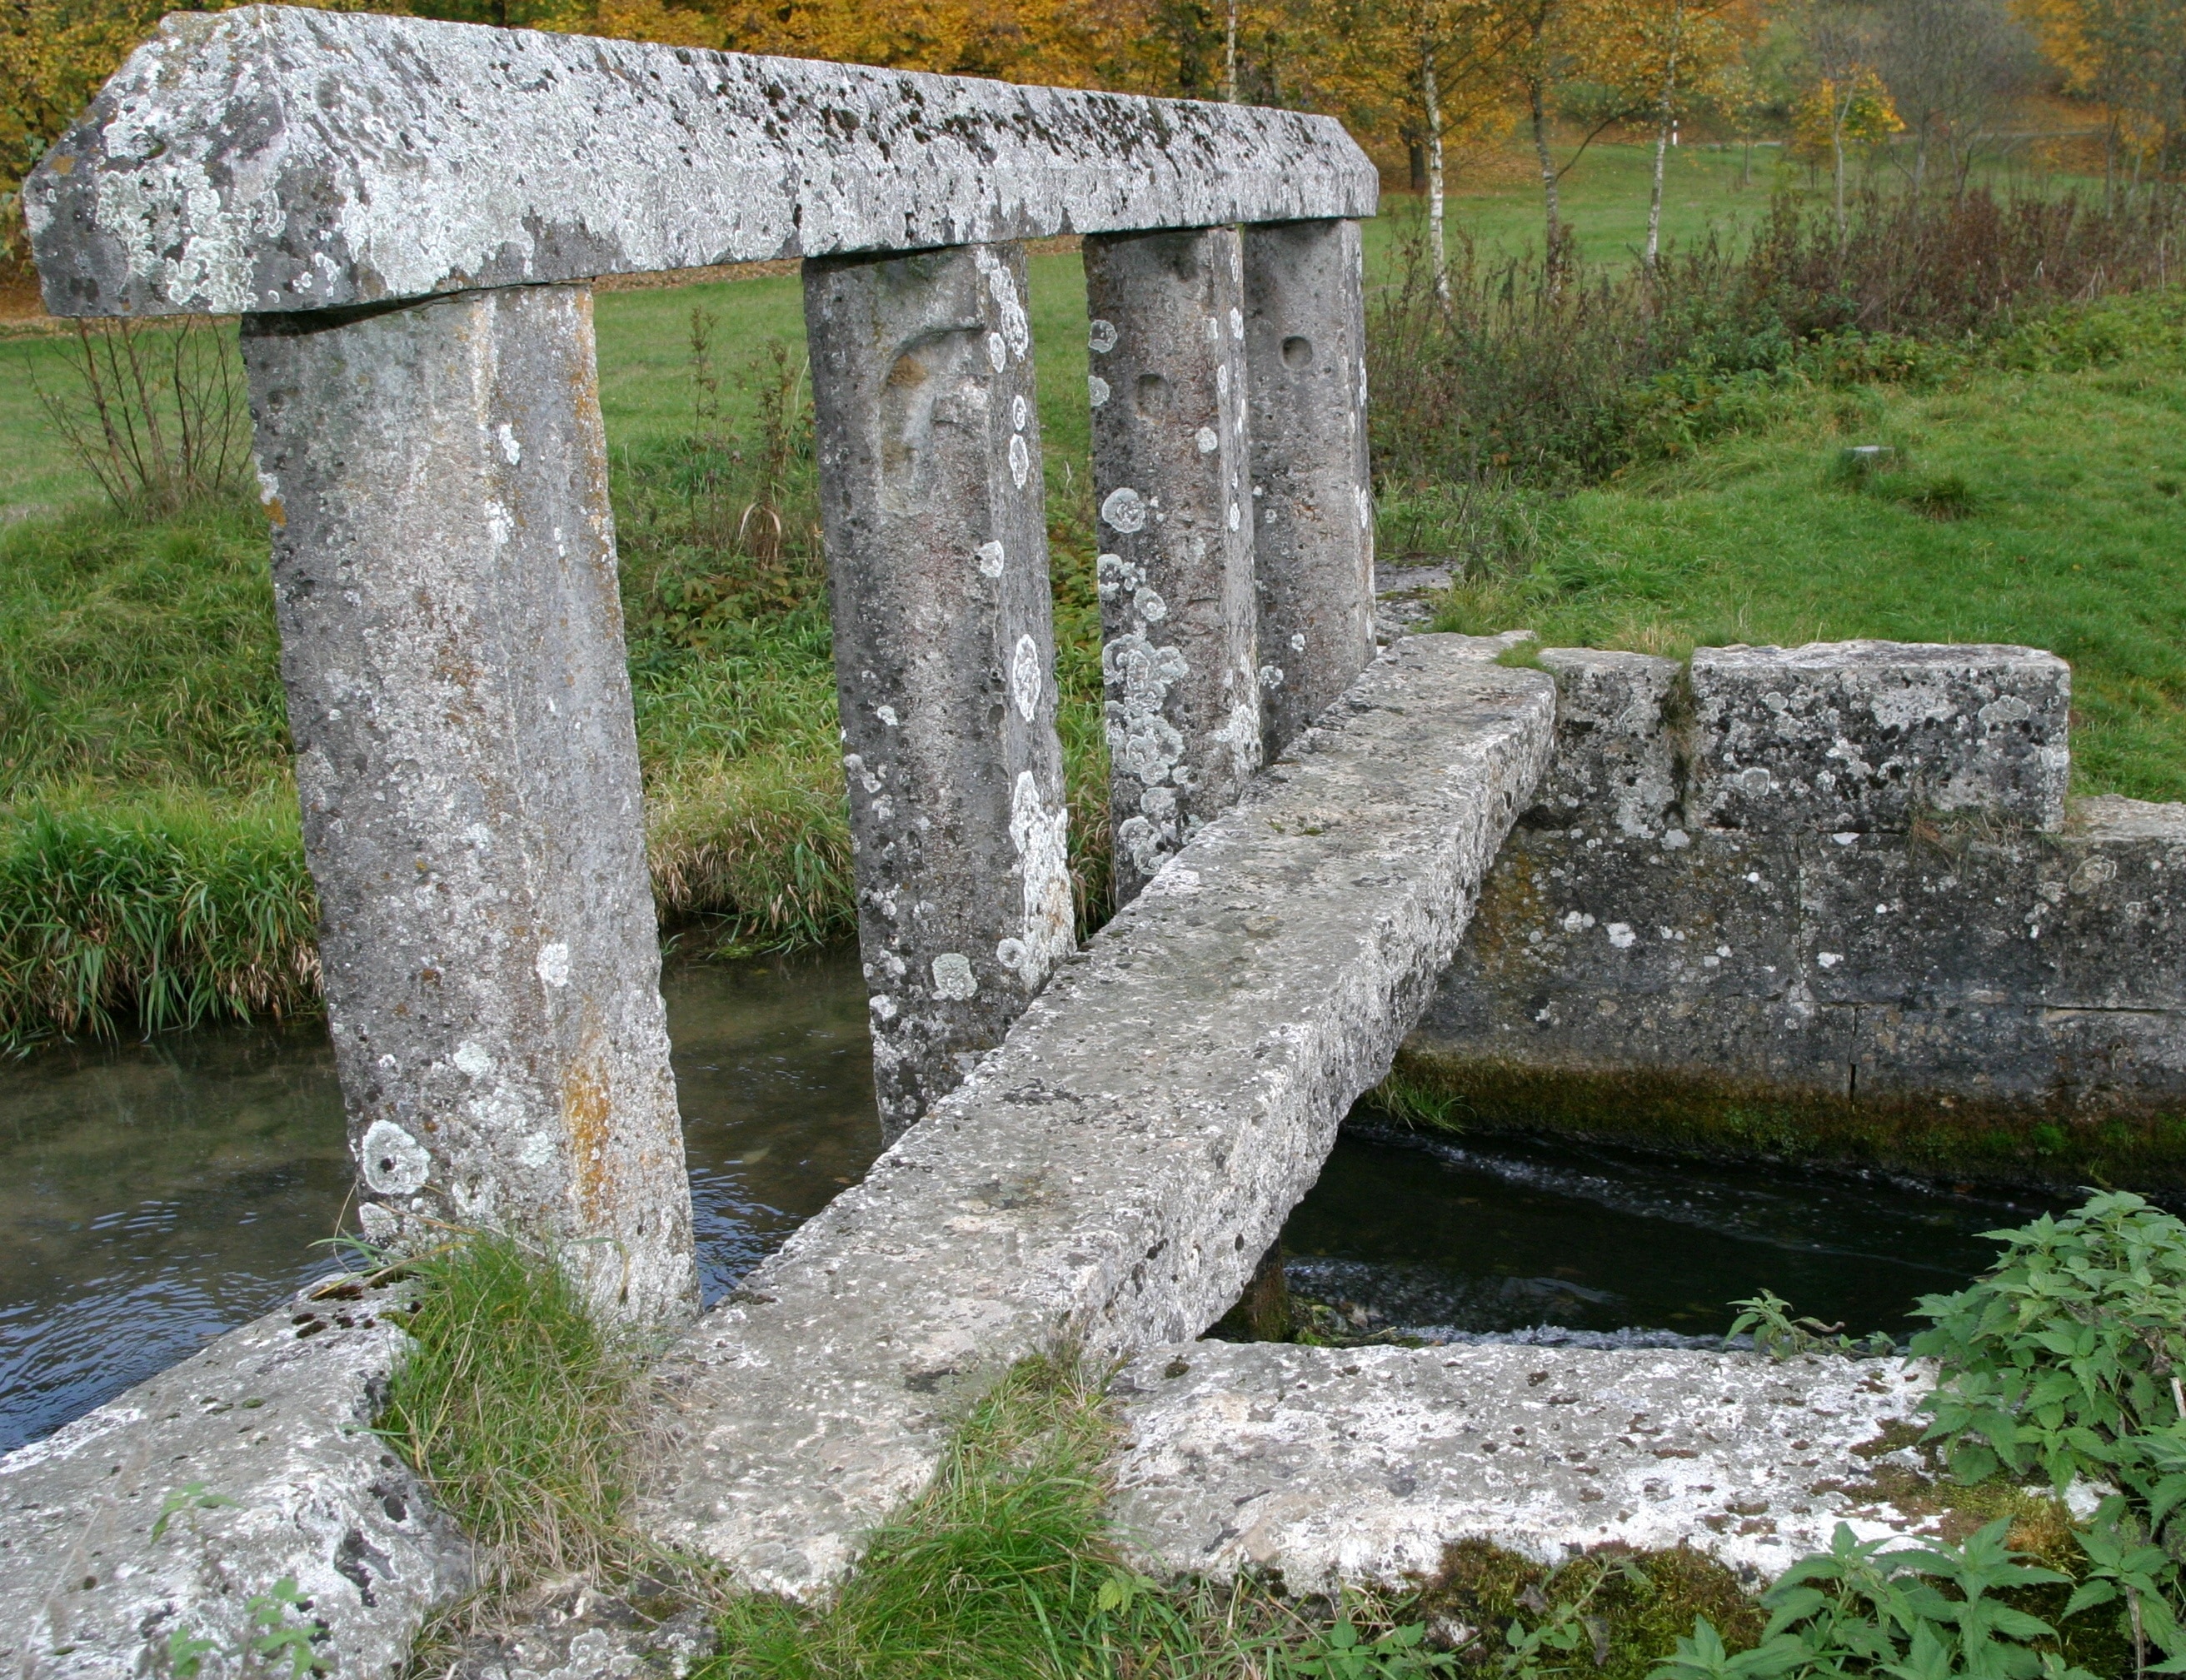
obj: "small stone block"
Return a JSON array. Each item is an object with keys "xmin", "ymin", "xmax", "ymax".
[{"xmin": 1690, "ymin": 641, "xmax": 2069, "ymax": 834}]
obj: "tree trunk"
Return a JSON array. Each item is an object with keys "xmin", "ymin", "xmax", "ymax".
[
  {"xmin": 1225, "ymin": 0, "xmax": 1239, "ymax": 102},
  {"xmin": 1530, "ymin": 81, "xmax": 1562, "ymax": 265},
  {"xmin": 1425, "ymin": 56, "xmax": 1450, "ymax": 305},
  {"xmin": 1645, "ymin": 46, "xmax": 1679, "ymax": 270},
  {"xmin": 1832, "ymin": 104, "xmax": 1849, "ymax": 249}
]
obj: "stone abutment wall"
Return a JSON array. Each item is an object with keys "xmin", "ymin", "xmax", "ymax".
[{"xmin": 1404, "ymin": 641, "xmax": 2186, "ymax": 1183}]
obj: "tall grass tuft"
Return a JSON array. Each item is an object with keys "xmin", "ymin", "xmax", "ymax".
[
  {"xmin": 0, "ymin": 790, "xmax": 317, "ymax": 1052},
  {"xmin": 377, "ymin": 1234, "xmax": 641, "ymax": 1593}
]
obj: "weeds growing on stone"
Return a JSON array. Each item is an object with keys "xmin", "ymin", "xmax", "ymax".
[
  {"xmin": 706, "ymin": 1353, "xmax": 1454, "ymax": 1678},
  {"xmin": 377, "ymin": 1234, "xmax": 644, "ymax": 1593}
]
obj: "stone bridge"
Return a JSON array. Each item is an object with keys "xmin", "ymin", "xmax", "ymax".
[{"xmin": 7, "ymin": 12, "xmax": 2184, "ymax": 1676}]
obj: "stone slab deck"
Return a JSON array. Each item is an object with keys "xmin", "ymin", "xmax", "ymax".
[
  {"xmin": 1110, "ymin": 1342, "xmax": 1943, "ymax": 1595},
  {"xmin": 641, "ymin": 636, "xmax": 1556, "ymax": 1595},
  {"xmin": 0, "ymin": 1279, "xmax": 468, "ymax": 1680}
]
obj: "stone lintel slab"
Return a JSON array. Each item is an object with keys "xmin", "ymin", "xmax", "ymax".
[
  {"xmin": 27, "ymin": 6, "xmax": 1376, "ymax": 318},
  {"xmin": 1109, "ymin": 1341, "xmax": 1940, "ymax": 1596},
  {"xmin": 1690, "ymin": 641, "xmax": 2069, "ymax": 835},
  {"xmin": 0, "ymin": 1283, "xmax": 467, "ymax": 1680},
  {"xmin": 640, "ymin": 637, "xmax": 1555, "ymax": 1596}
]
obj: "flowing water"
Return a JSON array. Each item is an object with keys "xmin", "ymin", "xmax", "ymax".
[{"xmin": 0, "ymin": 951, "xmax": 2048, "ymax": 1453}]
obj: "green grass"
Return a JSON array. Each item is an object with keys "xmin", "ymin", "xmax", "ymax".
[
  {"xmin": 708, "ymin": 1353, "xmax": 1461, "ymax": 1678},
  {"xmin": 377, "ymin": 1234, "xmax": 643, "ymax": 1592},
  {"xmin": 0, "ymin": 155, "xmax": 2174, "ymax": 1046},
  {"xmin": 1427, "ymin": 291, "xmax": 2186, "ymax": 803}
]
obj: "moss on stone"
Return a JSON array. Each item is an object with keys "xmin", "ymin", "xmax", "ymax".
[
  {"xmin": 1420, "ymin": 1538, "xmax": 1764, "ymax": 1678},
  {"xmin": 1370, "ymin": 1048, "xmax": 2186, "ymax": 1192}
]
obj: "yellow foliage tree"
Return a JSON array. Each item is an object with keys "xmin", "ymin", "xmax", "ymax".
[
  {"xmin": 2014, "ymin": 0, "xmax": 2186, "ymax": 187},
  {"xmin": 1315, "ymin": 0, "xmax": 1519, "ymax": 297}
]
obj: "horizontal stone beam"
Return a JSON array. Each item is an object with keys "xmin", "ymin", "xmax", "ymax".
[
  {"xmin": 1110, "ymin": 1341, "xmax": 1941, "ymax": 1593},
  {"xmin": 26, "ymin": 5, "xmax": 1377, "ymax": 318},
  {"xmin": 641, "ymin": 637, "xmax": 1555, "ymax": 1595}
]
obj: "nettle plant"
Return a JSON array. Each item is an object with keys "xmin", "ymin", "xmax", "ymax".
[
  {"xmin": 1654, "ymin": 1191, "xmax": 2186, "ymax": 1679},
  {"xmin": 1912, "ymin": 1190, "xmax": 2186, "ymax": 1672}
]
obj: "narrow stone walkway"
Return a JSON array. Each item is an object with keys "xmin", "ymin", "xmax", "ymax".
[{"xmin": 639, "ymin": 637, "xmax": 1556, "ymax": 1595}]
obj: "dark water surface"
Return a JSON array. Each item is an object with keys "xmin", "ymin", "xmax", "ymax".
[
  {"xmin": 1, "ymin": 949, "xmax": 2044, "ymax": 1453},
  {"xmin": 1281, "ymin": 1127, "xmax": 2059, "ymax": 1344}
]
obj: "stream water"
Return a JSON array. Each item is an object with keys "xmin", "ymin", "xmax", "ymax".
[{"xmin": 0, "ymin": 951, "xmax": 2049, "ymax": 1453}]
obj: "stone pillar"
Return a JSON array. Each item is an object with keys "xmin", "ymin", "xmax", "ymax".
[
  {"xmin": 1083, "ymin": 227, "xmax": 1261, "ymax": 906},
  {"xmin": 240, "ymin": 284, "xmax": 698, "ymax": 1327},
  {"xmin": 804, "ymin": 242, "xmax": 1075, "ymax": 1142},
  {"xmin": 1243, "ymin": 219, "xmax": 1376, "ymax": 759}
]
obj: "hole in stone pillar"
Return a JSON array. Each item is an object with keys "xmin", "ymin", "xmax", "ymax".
[
  {"xmin": 881, "ymin": 327, "xmax": 982, "ymax": 516},
  {"xmin": 1280, "ymin": 335, "xmax": 1313, "ymax": 370},
  {"xmin": 1135, "ymin": 372, "xmax": 1170, "ymax": 418}
]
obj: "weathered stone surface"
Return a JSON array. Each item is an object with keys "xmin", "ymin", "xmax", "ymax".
[
  {"xmin": 27, "ymin": 6, "xmax": 1375, "ymax": 318},
  {"xmin": 0, "ymin": 1282, "xmax": 468, "ymax": 1680},
  {"xmin": 1086, "ymin": 227, "xmax": 1262, "ymax": 904},
  {"xmin": 1532, "ymin": 648, "xmax": 1679, "ymax": 835},
  {"xmin": 1689, "ymin": 642, "xmax": 2070, "ymax": 835},
  {"xmin": 432, "ymin": 1587, "xmax": 715, "ymax": 1680},
  {"xmin": 244, "ymin": 284, "xmax": 696, "ymax": 1323},
  {"xmin": 640, "ymin": 638, "xmax": 1555, "ymax": 1595},
  {"xmin": 1405, "ymin": 646, "xmax": 2186, "ymax": 1164},
  {"xmin": 1109, "ymin": 1342, "xmax": 1940, "ymax": 1593},
  {"xmin": 1242, "ymin": 219, "xmax": 1376, "ymax": 758},
  {"xmin": 806, "ymin": 243, "xmax": 1073, "ymax": 1140}
]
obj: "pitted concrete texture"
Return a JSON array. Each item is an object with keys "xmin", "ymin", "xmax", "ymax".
[
  {"xmin": 806, "ymin": 243, "xmax": 1074, "ymax": 1140},
  {"xmin": 27, "ymin": 6, "xmax": 1375, "ymax": 318},
  {"xmin": 641, "ymin": 637, "xmax": 1555, "ymax": 1595},
  {"xmin": 1109, "ymin": 1341, "xmax": 1939, "ymax": 1594},
  {"xmin": 1691, "ymin": 642, "xmax": 2070, "ymax": 835},
  {"xmin": 1410, "ymin": 644, "xmax": 2186, "ymax": 1152},
  {"xmin": 244, "ymin": 285, "xmax": 697, "ymax": 1323},
  {"xmin": 1243, "ymin": 219, "xmax": 1377, "ymax": 760},
  {"xmin": 1086, "ymin": 227, "xmax": 1262, "ymax": 905},
  {"xmin": 0, "ymin": 1282, "xmax": 467, "ymax": 1680}
]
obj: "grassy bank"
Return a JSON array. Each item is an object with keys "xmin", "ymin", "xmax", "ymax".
[
  {"xmin": 1423, "ymin": 288, "xmax": 2186, "ymax": 802},
  {"xmin": 3, "ymin": 166, "xmax": 2179, "ymax": 1047}
]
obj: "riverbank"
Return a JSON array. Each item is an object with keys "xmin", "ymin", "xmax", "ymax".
[{"xmin": 3, "ymin": 167, "xmax": 2179, "ymax": 1052}]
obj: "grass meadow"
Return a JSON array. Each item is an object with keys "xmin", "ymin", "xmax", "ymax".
[{"xmin": 2, "ymin": 145, "xmax": 2179, "ymax": 1044}]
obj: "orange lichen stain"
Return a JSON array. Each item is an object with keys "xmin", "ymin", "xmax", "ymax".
[
  {"xmin": 561, "ymin": 1039, "xmax": 614, "ymax": 1224},
  {"xmin": 50, "ymin": 153, "xmax": 72, "ymax": 175},
  {"xmin": 263, "ymin": 496, "xmax": 286, "ymax": 527}
]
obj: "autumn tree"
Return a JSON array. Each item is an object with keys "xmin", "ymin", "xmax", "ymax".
[
  {"xmin": 1320, "ymin": 0, "xmax": 1517, "ymax": 297},
  {"xmin": 1581, "ymin": 0, "xmax": 1756, "ymax": 265},
  {"xmin": 1789, "ymin": 0, "xmax": 1903, "ymax": 240},
  {"xmin": 1875, "ymin": 0, "xmax": 2035, "ymax": 193},
  {"xmin": 2017, "ymin": 0, "xmax": 2186, "ymax": 190}
]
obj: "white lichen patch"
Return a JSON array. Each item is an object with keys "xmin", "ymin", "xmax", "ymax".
[
  {"xmin": 359, "ymin": 1118, "xmax": 432, "ymax": 1195},
  {"xmin": 1011, "ymin": 634, "xmax": 1044, "ymax": 722},
  {"xmin": 931, "ymin": 952, "xmax": 978, "ymax": 1000},
  {"xmin": 1007, "ymin": 770, "xmax": 1074, "ymax": 990},
  {"xmin": 1102, "ymin": 486, "xmax": 1147, "ymax": 533},
  {"xmin": 535, "ymin": 940, "xmax": 572, "ymax": 987}
]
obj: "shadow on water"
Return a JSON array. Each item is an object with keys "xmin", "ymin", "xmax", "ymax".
[
  {"xmin": 0, "ymin": 948, "xmax": 884, "ymax": 1454},
  {"xmin": 1, "ymin": 946, "xmax": 2065, "ymax": 1453},
  {"xmin": 1279, "ymin": 1125, "xmax": 2064, "ymax": 1345}
]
